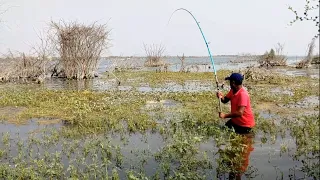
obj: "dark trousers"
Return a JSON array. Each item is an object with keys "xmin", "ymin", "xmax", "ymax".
[{"xmin": 225, "ymin": 120, "xmax": 252, "ymax": 134}]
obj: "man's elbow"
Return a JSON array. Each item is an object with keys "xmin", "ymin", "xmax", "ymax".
[
  {"xmin": 222, "ymin": 99, "xmax": 229, "ymax": 104},
  {"xmin": 236, "ymin": 111, "xmax": 244, "ymax": 117}
]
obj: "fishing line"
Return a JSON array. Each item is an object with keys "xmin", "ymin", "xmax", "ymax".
[{"xmin": 167, "ymin": 8, "xmax": 222, "ymax": 112}]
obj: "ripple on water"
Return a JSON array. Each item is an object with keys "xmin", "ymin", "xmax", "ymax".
[{"xmin": 0, "ymin": 118, "xmax": 62, "ymax": 140}]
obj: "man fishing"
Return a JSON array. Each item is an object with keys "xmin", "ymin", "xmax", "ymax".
[
  {"xmin": 169, "ymin": 9, "xmax": 255, "ymax": 134},
  {"xmin": 216, "ymin": 73, "xmax": 255, "ymax": 179},
  {"xmin": 216, "ymin": 73, "xmax": 255, "ymax": 134}
]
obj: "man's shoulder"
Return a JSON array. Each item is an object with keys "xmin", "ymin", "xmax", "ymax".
[{"xmin": 239, "ymin": 88, "xmax": 250, "ymax": 96}]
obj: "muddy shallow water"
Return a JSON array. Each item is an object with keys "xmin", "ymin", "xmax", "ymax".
[
  {"xmin": 0, "ymin": 100, "xmax": 313, "ymax": 179},
  {"xmin": 35, "ymin": 56, "xmax": 319, "ymax": 92},
  {"xmin": 0, "ymin": 119, "xmax": 312, "ymax": 179}
]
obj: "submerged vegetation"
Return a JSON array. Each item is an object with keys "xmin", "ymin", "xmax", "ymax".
[
  {"xmin": 0, "ymin": 68, "xmax": 319, "ymax": 179},
  {"xmin": 104, "ymin": 70, "xmax": 231, "ymax": 87}
]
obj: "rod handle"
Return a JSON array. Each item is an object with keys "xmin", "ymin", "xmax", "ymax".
[
  {"xmin": 216, "ymin": 82, "xmax": 222, "ymax": 113},
  {"xmin": 218, "ymin": 98, "xmax": 222, "ymax": 112}
]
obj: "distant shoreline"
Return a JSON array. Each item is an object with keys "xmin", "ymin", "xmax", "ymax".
[{"xmin": 104, "ymin": 55, "xmax": 306, "ymax": 58}]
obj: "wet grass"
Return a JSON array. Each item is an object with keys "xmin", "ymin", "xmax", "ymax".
[
  {"xmin": 0, "ymin": 69, "xmax": 319, "ymax": 179},
  {"xmin": 103, "ymin": 70, "xmax": 232, "ymax": 87},
  {"xmin": 0, "ymin": 113, "xmax": 318, "ymax": 179},
  {"xmin": 1, "ymin": 70, "xmax": 317, "ymax": 130},
  {"xmin": 0, "ymin": 88, "xmax": 157, "ymax": 135}
]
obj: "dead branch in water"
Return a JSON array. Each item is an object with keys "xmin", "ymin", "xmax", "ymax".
[
  {"xmin": 0, "ymin": 29, "xmax": 57, "ymax": 83},
  {"xmin": 143, "ymin": 43, "xmax": 166, "ymax": 67},
  {"xmin": 51, "ymin": 20, "xmax": 110, "ymax": 79},
  {"xmin": 0, "ymin": 50, "xmax": 45, "ymax": 82},
  {"xmin": 31, "ymin": 30, "xmax": 56, "ymax": 83},
  {"xmin": 177, "ymin": 53, "xmax": 186, "ymax": 72},
  {"xmin": 259, "ymin": 43, "xmax": 287, "ymax": 68},
  {"xmin": 32, "ymin": 30, "xmax": 54, "ymax": 73},
  {"xmin": 296, "ymin": 39, "xmax": 316, "ymax": 69},
  {"xmin": 240, "ymin": 65, "xmax": 281, "ymax": 82}
]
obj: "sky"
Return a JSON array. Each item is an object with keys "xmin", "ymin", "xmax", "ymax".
[{"xmin": 0, "ymin": 0, "xmax": 319, "ymax": 56}]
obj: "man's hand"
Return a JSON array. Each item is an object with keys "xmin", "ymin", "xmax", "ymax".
[
  {"xmin": 219, "ymin": 106, "xmax": 245, "ymax": 119},
  {"xmin": 216, "ymin": 91, "xmax": 223, "ymax": 99},
  {"xmin": 219, "ymin": 112, "xmax": 226, "ymax": 118}
]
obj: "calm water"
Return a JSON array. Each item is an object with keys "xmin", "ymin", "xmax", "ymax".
[
  {"xmin": 0, "ymin": 119, "xmax": 311, "ymax": 179},
  {"xmin": 0, "ymin": 120, "xmax": 314, "ymax": 180},
  {"xmin": 41, "ymin": 56, "xmax": 318, "ymax": 92},
  {"xmin": 99, "ymin": 56, "xmax": 305, "ymax": 73}
]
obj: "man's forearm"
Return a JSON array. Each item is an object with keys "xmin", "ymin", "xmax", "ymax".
[
  {"xmin": 221, "ymin": 97, "xmax": 228, "ymax": 104},
  {"xmin": 224, "ymin": 112, "xmax": 242, "ymax": 118}
]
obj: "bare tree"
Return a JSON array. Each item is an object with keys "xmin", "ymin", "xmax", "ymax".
[
  {"xmin": 30, "ymin": 30, "xmax": 56, "ymax": 83},
  {"xmin": 274, "ymin": 43, "xmax": 287, "ymax": 65},
  {"xmin": 0, "ymin": 50, "xmax": 44, "ymax": 82},
  {"xmin": 296, "ymin": 39, "xmax": 316, "ymax": 68},
  {"xmin": 143, "ymin": 43, "xmax": 165, "ymax": 67},
  {"xmin": 289, "ymin": 0, "xmax": 319, "ymax": 39},
  {"xmin": 0, "ymin": 50, "xmax": 19, "ymax": 82},
  {"xmin": 177, "ymin": 53, "xmax": 186, "ymax": 72},
  {"xmin": 51, "ymin": 20, "xmax": 110, "ymax": 79}
]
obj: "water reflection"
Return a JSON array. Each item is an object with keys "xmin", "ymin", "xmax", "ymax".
[
  {"xmin": 44, "ymin": 78, "xmax": 115, "ymax": 91},
  {"xmin": 217, "ymin": 133, "xmax": 255, "ymax": 180}
]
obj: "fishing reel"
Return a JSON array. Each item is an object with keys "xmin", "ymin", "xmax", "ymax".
[{"xmin": 218, "ymin": 82, "xmax": 226, "ymax": 90}]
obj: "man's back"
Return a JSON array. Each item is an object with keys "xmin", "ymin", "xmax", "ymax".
[{"xmin": 226, "ymin": 87, "xmax": 255, "ymax": 128}]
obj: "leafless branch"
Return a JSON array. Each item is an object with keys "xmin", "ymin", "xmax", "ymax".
[
  {"xmin": 50, "ymin": 20, "xmax": 111, "ymax": 79},
  {"xmin": 296, "ymin": 38, "xmax": 316, "ymax": 68},
  {"xmin": 259, "ymin": 43, "xmax": 287, "ymax": 68},
  {"xmin": 177, "ymin": 53, "xmax": 186, "ymax": 72},
  {"xmin": 288, "ymin": 0, "xmax": 319, "ymax": 39},
  {"xmin": 143, "ymin": 43, "xmax": 165, "ymax": 67}
]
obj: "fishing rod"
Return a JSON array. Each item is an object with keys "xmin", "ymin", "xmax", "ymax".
[{"xmin": 168, "ymin": 8, "xmax": 222, "ymax": 112}]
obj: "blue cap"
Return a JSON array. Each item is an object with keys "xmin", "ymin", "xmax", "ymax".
[{"xmin": 225, "ymin": 73, "xmax": 244, "ymax": 82}]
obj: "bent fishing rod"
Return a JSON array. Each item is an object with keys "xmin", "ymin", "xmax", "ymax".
[{"xmin": 168, "ymin": 8, "xmax": 222, "ymax": 112}]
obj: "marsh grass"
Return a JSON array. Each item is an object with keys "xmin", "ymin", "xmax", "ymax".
[
  {"xmin": 0, "ymin": 69, "xmax": 319, "ymax": 179},
  {"xmin": 0, "ymin": 114, "xmax": 318, "ymax": 179},
  {"xmin": 103, "ymin": 70, "xmax": 232, "ymax": 87},
  {"xmin": 0, "ymin": 88, "xmax": 154, "ymax": 135},
  {"xmin": 0, "ymin": 69, "xmax": 318, "ymax": 134}
]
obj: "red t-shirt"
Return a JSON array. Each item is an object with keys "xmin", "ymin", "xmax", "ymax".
[{"xmin": 225, "ymin": 87, "xmax": 255, "ymax": 128}]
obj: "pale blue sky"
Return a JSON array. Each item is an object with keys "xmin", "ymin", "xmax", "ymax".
[{"xmin": 0, "ymin": 0, "xmax": 319, "ymax": 56}]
